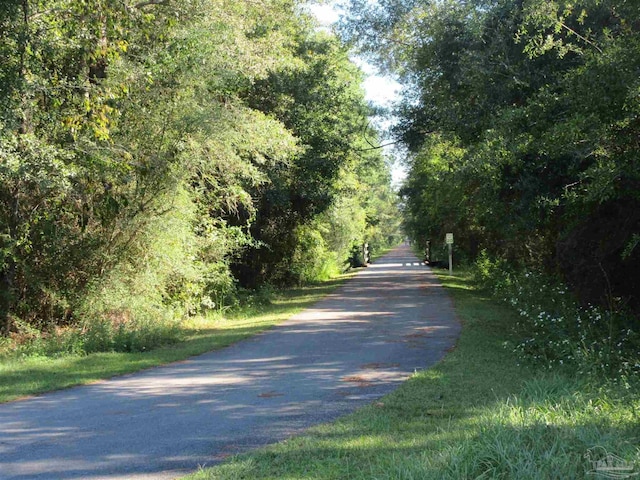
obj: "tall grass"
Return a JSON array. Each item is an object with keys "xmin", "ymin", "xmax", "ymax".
[{"xmin": 475, "ymin": 252, "xmax": 640, "ymax": 382}]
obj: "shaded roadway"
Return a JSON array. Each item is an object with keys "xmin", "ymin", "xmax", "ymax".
[{"xmin": 0, "ymin": 244, "xmax": 460, "ymax": 479}]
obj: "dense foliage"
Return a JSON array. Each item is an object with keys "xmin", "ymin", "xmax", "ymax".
[
  {"xmin": 476, "ymin": 254, "xmax": 639, "ymax": 381},
  {"xmin": 236, "ymin": 32, "xmax": 400, "ymax": 286},
  {"xmin": 0, "ymin": 0, "xmax": 400, "ymax": 350},
  {"xmin": 340, "ymin": 0, "xmax": 640, "ymax": 317}
]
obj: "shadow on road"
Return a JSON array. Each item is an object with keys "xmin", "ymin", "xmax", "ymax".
[{"xmin": 0, "ymin": 244, "xmax": 460, "ymax": 480}]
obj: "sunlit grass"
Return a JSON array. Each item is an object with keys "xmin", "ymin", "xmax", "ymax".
[
  {"xmin": 0, "ymin": 276, "xmax": 350, "ymax": 404},
  {"xmin": 186, "ymin": 268, "xmax": 640, "ymax": 480}
]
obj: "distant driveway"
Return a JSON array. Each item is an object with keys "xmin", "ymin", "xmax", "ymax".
[{"xmin": 0, "ymin": 244, "xmax": 460, "ymax": 480}]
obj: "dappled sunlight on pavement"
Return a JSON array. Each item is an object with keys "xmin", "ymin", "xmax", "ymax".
[{"xmin": 0, "ymin": 243, "xmax": 460, "ymax": 480}]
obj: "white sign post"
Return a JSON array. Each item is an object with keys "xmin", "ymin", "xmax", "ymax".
[{"xmin": 445, "ymin": 233, "xmax": 454, "ymax": 274}]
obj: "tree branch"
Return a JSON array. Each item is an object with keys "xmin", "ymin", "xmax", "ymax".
[
  {"xmin": 560, "ymin": 22, "xmax": 603, "ymax": 54},
  {"xmin": 135, "ymin": 0, "xmax": 170, "ymax": 9},
  {"xmin": 357, "ymin": 140, "xmax": 403, "ymax": 151}
]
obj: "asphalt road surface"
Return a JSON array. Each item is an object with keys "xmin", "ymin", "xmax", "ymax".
[{"xmin": 0, "ymin": 244, "xmax": 460, "ymax": 480}]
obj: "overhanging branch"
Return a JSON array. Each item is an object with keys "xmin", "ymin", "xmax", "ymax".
[
  {"xmin": 135, "ymin": 0, "xmax": 170, "ymax": 9},
  {"xmin": 357, "ymin": 140, "xmax": 403, "ymax": 152}
]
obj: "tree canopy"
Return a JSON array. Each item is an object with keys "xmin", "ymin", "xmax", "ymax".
[
  {"xmin": 0, "ymin": 0, "xmax": 401, "ymax": 339},
  {"xmin": 340, "ymin": 0, "xmax": 640, "ymax": 314}
]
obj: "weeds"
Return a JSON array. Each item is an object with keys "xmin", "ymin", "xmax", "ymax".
[
  {"xmin": 1, "ymin": 313, "xmax": 183, "ymax": 360},
  {"xmin": 474, "ymin": 252, "xmax": 640, "ymax": 383}
]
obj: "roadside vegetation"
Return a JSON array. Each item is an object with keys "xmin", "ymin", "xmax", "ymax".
[
  {"xmin": 476, "ymin": 255, "xmax": 640, "ymax": 382},
  {"xmin": 186, "ymin": 269, "xmax": 640, "ymax": 480},
  {"xmin": 340, "ymin": 0, "xmax": 640, "ymax": 321},
  {"xmin": 0, "ymin": 1, "xmax": 401, "ymax": 364},
  {"xmin": 2, "ymin": 0, "xmax": 639, "ymax": 474},
  {"xmin": 0, "ymin": 276, "xmax": 350, "ymax": 403}
]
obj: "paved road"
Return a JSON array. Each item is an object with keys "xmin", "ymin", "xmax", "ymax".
[{"xmin": 0, "ymin": 244, "xmax": 460, "ymax": 480}]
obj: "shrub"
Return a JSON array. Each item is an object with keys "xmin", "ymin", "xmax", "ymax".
[
  {"xmin": 289, "ymin": 225, "xmax": 341, "ymax": 284},
  {"xmin": 72, "ymin": 188, "xmax": 198, "ymax": 353},
  {"xmin": 475, "ymin": 253, "xmax": 640, "ymax": 383}
]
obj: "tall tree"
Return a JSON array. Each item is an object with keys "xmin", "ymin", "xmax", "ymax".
[
  {"xmin": 0, "ymin": 0, "xmax": 301, "ymax": 332},
  {"xmin": 236, "ymin": 30, "xmax": 392, "ymax": 286},
  {"xmin": 341, "ymin": 0, "xmax": 640, "ymax": 312}
]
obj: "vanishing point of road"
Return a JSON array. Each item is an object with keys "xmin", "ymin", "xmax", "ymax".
[{"xmin": 0, "ymin": 244, "xmax": 460, "ymax": 480}]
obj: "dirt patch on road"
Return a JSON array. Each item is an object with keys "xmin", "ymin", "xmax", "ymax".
[
  {"xmin": 360, "ymin": 362, "xmax": 400, "ymax": 370},
  {"xmin": 341, "ymin": 376, "xmax": 373, "ymax": 388}
]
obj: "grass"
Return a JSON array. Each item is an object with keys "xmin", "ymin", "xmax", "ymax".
[
  {"xmin": 184, "ymin": 269, "xmax": 640, "ymax": 480},
  {"xmin": 0, "ymin": 277, "xmax": 349, "ymax": 404}
]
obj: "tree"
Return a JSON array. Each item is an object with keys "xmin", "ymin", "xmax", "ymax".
[
  {"xmin": 341, "ymin": 0, "xmax": 640, "ymax": 313},
  {"xmin": 0, "ymin": 0, "xmax": 301, "ymax": 333},
  {"xmin": 0, "ymin": 0, "xmax": 401, "ymax": 341},
  {"xmin": 236, "ymin": 30, "xmax": 397, "ymax": 286}
]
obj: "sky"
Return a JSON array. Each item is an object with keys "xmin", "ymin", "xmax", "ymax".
[
  {"xmin": 306, "ymin": 2, "xmax": 407, "ymax": 186},
  {"xmin": 306, "ymin": 4, "xmax": 401, "ymax": 107}
]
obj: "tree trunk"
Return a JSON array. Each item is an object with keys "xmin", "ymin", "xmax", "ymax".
[{"xmin": 0, "ymin": 262, "xmax": 16, "ymax": 335}]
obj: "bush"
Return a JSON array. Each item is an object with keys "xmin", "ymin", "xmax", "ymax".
[
  {"xmin": 475, "ymin": 252, "xmax": 640, "ymax": 383},
  {"xmin": 70, "ymin": 188, "xmax": 197, "ymax": 353},
  {"xmin": 289, "ymin": 225, "xmax": 341, "ymax": 284}
]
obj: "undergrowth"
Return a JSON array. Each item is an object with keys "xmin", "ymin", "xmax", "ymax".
[
  {"xmin": 475, "ymin": 252, "xmax": 640, "ymax": 384},
  {"xmin": 185, "ymin": 268, "xmax": 640, "ymax": 480}
]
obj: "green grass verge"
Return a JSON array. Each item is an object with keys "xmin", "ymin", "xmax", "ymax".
[
  {"xmin": 0, "ymin": 278, "xmax": 349, "ymax": 404},
  {"xmin": 185, "ymin": 269, "xmax": 640, "ymax": 480}
]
